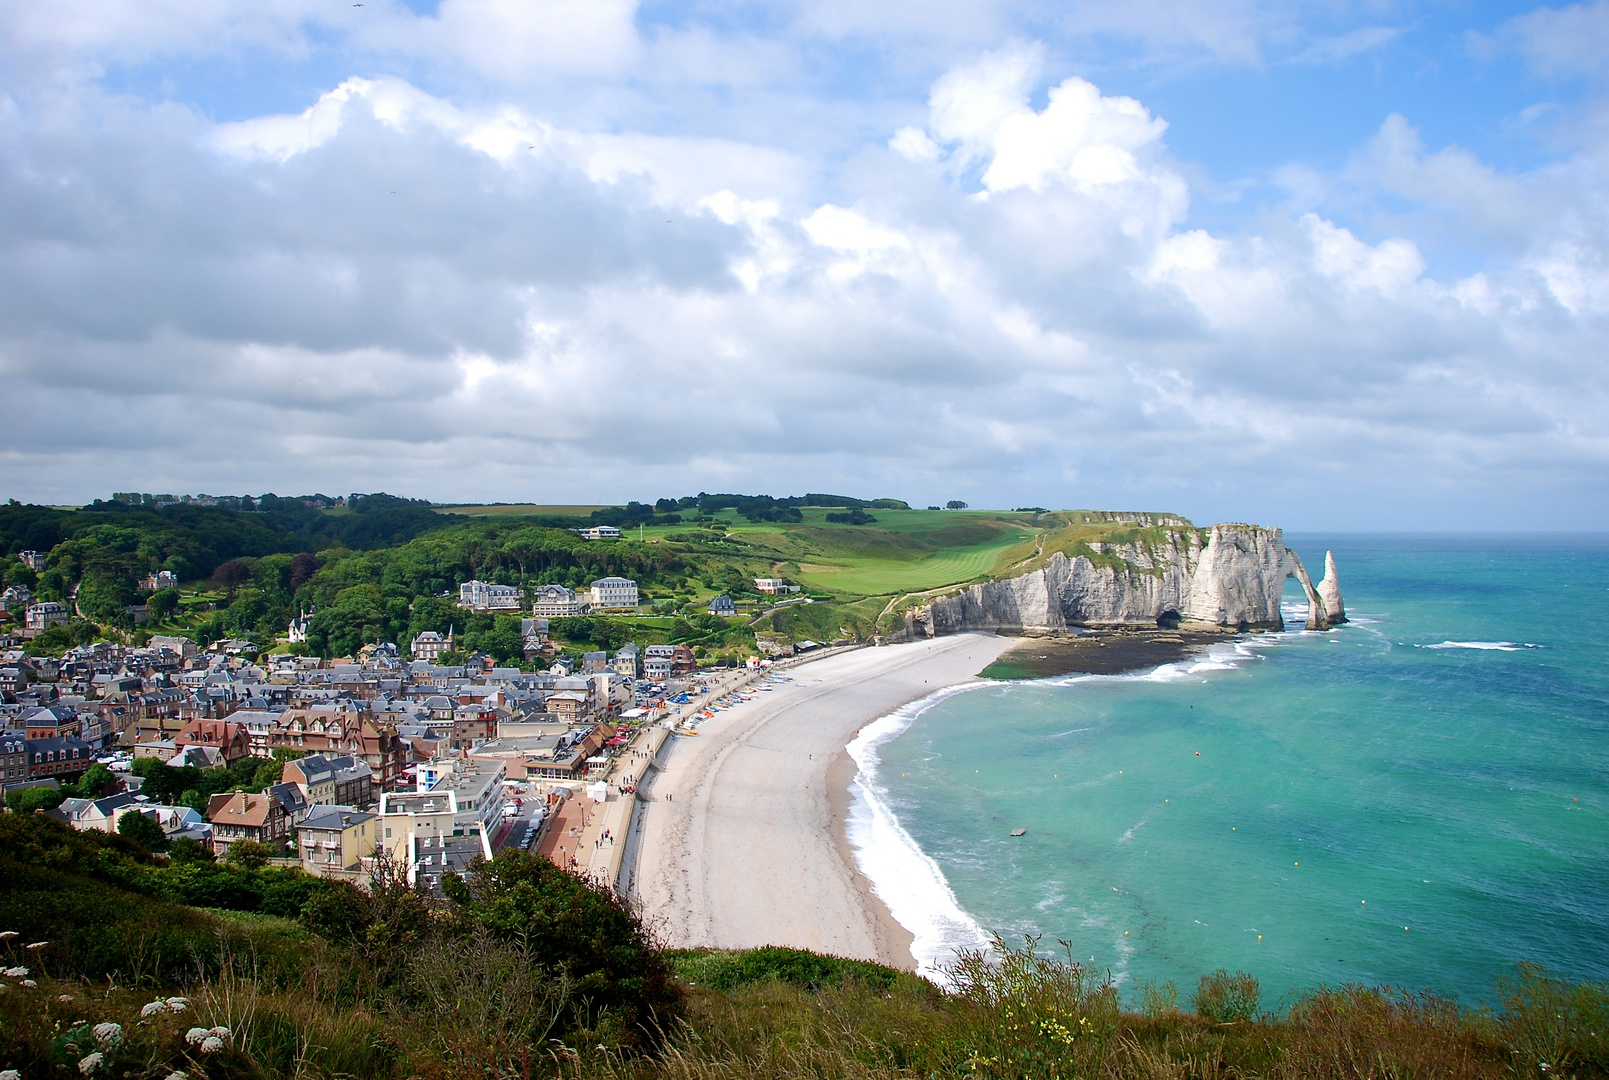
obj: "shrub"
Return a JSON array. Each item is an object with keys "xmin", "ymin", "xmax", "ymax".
[
  {"xmin": 946, "ymin": 935, "xmax": 1120, "ymax": 1075},
  {"xmin": 1195, "ymin": 968, "xmax": 1261, "ymax": 1023},
  {"xmin": 670, "ymin": 946, "xmax": 910, "ymax": 993},
  {"xmin": 116, "ymin": 810, "xmax": 168, "ymax": 853},
  {"xmin": 1279, "ymin": 985, "xmax": 1484, "ymax": 1080},
  {"xmin": 167, "ymin": 837, "xmax": 213, "ymax": 864},
  {"xmin": 224, "ymin": 839, "xmax": 274, "ymax": 869},
  {"xmin": 461, "ymin": 849, "xmax": 682, "ymax": 1049},
  {"xmin": 1138, "ymin": 979, "xmax": 1179, "ymax": 1019},
  {"xmin": 1497, "ymin": 963, "xmax": 1609, "ymax": 1077},
  {"xmin": 6, "ymin": 786, "xmax": 65, "ymax": 813}
]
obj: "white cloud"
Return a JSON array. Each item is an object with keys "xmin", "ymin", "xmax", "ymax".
[
  {"xmin": 1500, "ymin": 0, "xmax": 1609, "ymax": 78},
  {"xmin": 1, "ymin": 28, "xmax": 1608, "ymax": 527}
]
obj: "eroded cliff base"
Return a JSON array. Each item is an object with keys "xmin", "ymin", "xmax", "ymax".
[{"xmin": 978, "ymin": 628, "xmax": 1235, "ymax": 681}]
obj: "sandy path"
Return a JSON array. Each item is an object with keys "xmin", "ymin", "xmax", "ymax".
[{"xmin": 625, "ymin": 634, "xmax": 1015, "ymax": 969}]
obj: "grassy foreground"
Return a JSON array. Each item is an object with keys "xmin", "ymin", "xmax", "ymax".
[
  {"xmin": 5, "ymin": 937, "xmax": 1607, "ymax": 1079},
  {"xmin": 4, "ymin": 815, "xmax": 1605, "ymax": 1079}
]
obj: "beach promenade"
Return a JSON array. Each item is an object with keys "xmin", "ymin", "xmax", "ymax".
[{"xmin": 626, "ymin": 634, "xmax": 1014, "ymax": 969}]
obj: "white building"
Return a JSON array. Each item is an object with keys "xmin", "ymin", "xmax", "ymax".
[
  {"xmin": 458, "ymin": 580, "xmax": 523, "ymax": 611},
  {"xmin": 287, "ymin": 608, "xmax": 312, "ymax": 644},
  {"xmin": 588, "ymin": 576, "xmax": 638, "ymax": 610},
  {"xmin": 531, "ymin": 584, "xmax": 588, "ymax": 617},
  {"xmin": 378, "ymin": 756, "xmax": 505, "ymax": 887},
  {"xmin": 140, "ymin": 570, "xmax": 178, "ymax": 591},
  {"xmin": 754, "ymin": 579, "xmax": 802, "ymax": 595},
  {"xmin": 576, "ymin": 526, "xmax": 622, "ymax": 540},
  {"xmin": 18, "ymin": 550, "xmax": 48, "ymax": 572}
]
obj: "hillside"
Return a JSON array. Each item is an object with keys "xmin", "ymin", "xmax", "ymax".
[
  {"xmin": 1, "ymin": 814, "xmax": 1603, "ymax": 1080},
  {"xmin": 2, "ymin": 494, "xmax": 1204, "ymax": 662}
]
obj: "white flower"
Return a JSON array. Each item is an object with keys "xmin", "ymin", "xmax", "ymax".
[
  {"xmin": 208, "ymin": 1026, "xmax": 231, "ymax": 1039},
  {"xmin": 25, "ymin": 941, "xmax": 48, "ymax": 950},
  {"xmin": 58, "ymin": 994, "xmax": 74, "ymax": 1002},
  {"xmin": 1, "ymin": 1069, "xmax": 21, "ymax": 1080},
  {"xmin": 19, "ymin": 979, "xmax": 36, "ymax": 988},
  {"xmin": 164, "ymin": 996, "xmax": 189, "ymax": 1011},
  {"xmin": 92, "ymin": 1022, "xmax": 123, "ymax": 1048},
  {"xmin": 199, "ymin": 1035, "xmax": 225, "ymax": 1054},
  {"xmin": 184, "ymin": 1027, "xmax": 209, "ymax": 1045},
  {"xmin": 3, "ymin": 966, "xmax": 27, "ymax": 977},
  {"xmin": 0, "ymin": 930, "xmax": 18, "ymax": 939},
  {"xmin": 77, "ymin": 1051, "xmax": 104, "ymax": 1074},
  {"xmin": 165, "ymin": 1072, "xmax": 189, "ymax": 1080},
  {"xmin": 141, "ymin": 1001, "xmax": 166, "ymax": 1017}
]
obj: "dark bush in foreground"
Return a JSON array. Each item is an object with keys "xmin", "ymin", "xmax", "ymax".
[{"xmin": 457, "ymin": 849, "xmax": 683, "ymax": 1049}]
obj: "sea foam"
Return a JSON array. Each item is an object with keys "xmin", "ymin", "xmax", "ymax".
[
  {"xmin": 1420, "ymin": 641, "xmax": 1540, "ymax": 651},
  {"xmin": 846, "ymin": 683, "xmax": 993, "ymax": 983},
  {"xmin": 845, "ymin": 629, "xmax": 1301, "ymax": 982}
]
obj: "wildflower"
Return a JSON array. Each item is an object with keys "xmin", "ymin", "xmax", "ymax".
[
  {"xmin": 0, "ymin": 930, "xmax": 17, "ymax": 939},
  {"xmin": 3, "ymin": 966, "xmax": 27, "ymax": 977},
  {"xmin": 199, "ymin": 1036, "xmax": 225, "ymax": 1054},
  {"xmin": 164, "ymin": 997, "xmax": 189, "ymax": 1011},
  {"xmin": 58, "ymin": 994, "xmax": 75, "ymax": 1003},
  {"xmin": 184, "ymin": 1027, "xmax": 209, "ymax": 1046},
  {"xmin": 208, "ymin": 1026, "xmax": 231, "ymax": 1039},
  {"xmin": 25, "ymin": 941, "xmax": 48, "ymax": 950},
  {"xmin": 19, "ymin": 980, "xmax": 36, "ymax": 988},
  {"xmin": 141, "ymin": 1001, "xmax": 167, "ymax": 1017},
  {"xmin": 77, "ymin": 1052, "xmax": 104, "ymax": 1074},
  {"xmin": 165, "ymin": 1072, "xmax": 188, "ymax": 1080},
  {"xmin": 1, "ymin": 1070, "xmax": 21, "ymax": 1080},
  {"xmin": 92, "ymin": 1022, "xmax": 122, "ymax": 1049}
]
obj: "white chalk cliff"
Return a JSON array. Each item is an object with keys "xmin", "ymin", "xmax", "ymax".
[
  {"xmin": 1317, "ymin": 550, "xmax": 1346, "ymax": 624},
  {"xmin": 903, "ymin": 524, "xmax": 1336, "ymax": 637}
]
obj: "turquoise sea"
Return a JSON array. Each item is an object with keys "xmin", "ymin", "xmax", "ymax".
[{"xmin": 846, "ymin": 536, "xmax": 1609, "ymax": 1007}]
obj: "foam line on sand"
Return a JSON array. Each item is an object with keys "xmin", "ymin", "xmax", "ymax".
[{"xmin": 627, "ymin": 634, "xmax": 1015, "ymax": 970}]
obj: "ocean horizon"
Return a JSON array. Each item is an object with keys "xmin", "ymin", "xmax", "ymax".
[{"xmin": 847, "ymin": 534, "xmax": 1609, "ymax": 1006}]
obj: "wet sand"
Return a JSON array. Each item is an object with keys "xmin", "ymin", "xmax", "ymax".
[{"xmin": 625, "ymin": 634, "xmax": 1015, "ymax": 969}]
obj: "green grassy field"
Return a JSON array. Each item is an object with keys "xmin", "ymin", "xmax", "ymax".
[
  {"xmin": 434, "ymin": 503, "xmax": 609, "ymax": 517},
  {"xmin": 720, "ymin": 508, "xmax": 1047, "ymax": 598}
]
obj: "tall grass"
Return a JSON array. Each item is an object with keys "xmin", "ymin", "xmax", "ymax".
[{"xmin": 4, "ymin": 945, "xmax": 1608, "ymax": 1079}]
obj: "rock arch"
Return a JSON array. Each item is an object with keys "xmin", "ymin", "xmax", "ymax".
[{"xmin": 1282, "ymin": 549, "xmax": 1331, "ymax": 630}]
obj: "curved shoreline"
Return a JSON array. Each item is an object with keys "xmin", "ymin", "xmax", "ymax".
[{"xmin": 625, "ymin": 634, "xmax": 1016, "ymax": 969}]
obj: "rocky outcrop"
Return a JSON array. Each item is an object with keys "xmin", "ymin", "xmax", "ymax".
[
  {"xmin": 902, "ymin": 524, "xmax": 1337, "ymax": 637},
  {"xmin": 1317, "ymin": 550, "xmax": 1346, "ymax": 624},
  {"xmin": 1282, "ymin": 549, "xmax": 1329, "ymax": 631}
]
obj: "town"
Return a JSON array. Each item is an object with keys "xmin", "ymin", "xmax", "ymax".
[{"xmin": 1, "ymin": 567, "xmax": 816, "ymax": 893}]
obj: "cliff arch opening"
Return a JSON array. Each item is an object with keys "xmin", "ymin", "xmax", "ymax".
[
  {"xmin": 1157, "ymin": 610, "xmax": 1181, "ymax": 630},
  {"xmin": 1282, "ymin": 549, "xmax": 1330, "ymax": 631}
]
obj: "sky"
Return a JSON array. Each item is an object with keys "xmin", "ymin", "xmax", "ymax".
[{"xmin": 1, "ymin": 0, "xmax": 1606, "ymax": 529}]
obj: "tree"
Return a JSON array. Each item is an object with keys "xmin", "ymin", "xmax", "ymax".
[
  {"xmin": 945, "ymin": 500, "xmax": 969, "ymax": 510},
  {"xmin": 5, "ymin": 786, "xmax": 65, "ymax": 813},
  {"xmin": 224, "ymin": 838, "xmax": 274, "ymax": 868},
  {"xmin": 67, "ymin": 762, "xmax": 115, "ymax": 798},
  {"xmin": 168, "ymin": 837, "xmax": 214, "ymax": 864},
  {"xmin": 146, "ymin": 588, "xmax": 180, "ymax": 622},
  {"xmin": 288, "ymin": 552, "xmax": 319, "ymax": 591},
  {"xmin": 117, "ymin": 810, "xmax": 168, "ymax": 852}
]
